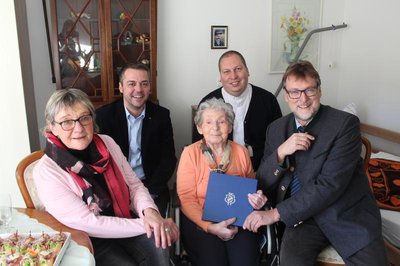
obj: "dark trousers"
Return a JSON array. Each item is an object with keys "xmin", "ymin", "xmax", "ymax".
[
  {"xmin": 152, "ymin": 190, "xmax": 170, "ymax": 218},
  {"xmin": 91, "ymin": 234, "xmax": 170, "ymax": 266},
  {"xmin": 344, "ymin": 236, "xmax": 388, "ymax": 266},
  {"xmin": 279, "ymin": 218, "xmax": 388, "ymax": 266},
  {"xmin": 180, "ymin": 211, "xmax": 261, "ymax": 266}
]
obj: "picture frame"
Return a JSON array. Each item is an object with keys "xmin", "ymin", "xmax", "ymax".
[
  {"xmin": 211, "ymin": 25, "xmax": 228, "ymax": 49},
  {"xmin": 269, "ymin": 0, "xmax": 322, "ymax": 73}
]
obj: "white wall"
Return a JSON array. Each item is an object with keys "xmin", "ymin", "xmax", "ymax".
[
  {"xmin": 337, "ymin": 0, "xmax": 400, "ymax": 153},
  {"xmin": 0, "ymin": 2, "xmax": 31, "ymax": 207}
]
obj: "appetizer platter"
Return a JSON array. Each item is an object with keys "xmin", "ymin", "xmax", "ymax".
[{"xmin": 0, "ymin": 231, "xmax": 71, "ymax": 266}]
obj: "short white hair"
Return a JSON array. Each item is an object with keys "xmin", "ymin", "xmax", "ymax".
[{"xmin": 194, "ymin": 97, "xmax": 235, "ymax": 127}]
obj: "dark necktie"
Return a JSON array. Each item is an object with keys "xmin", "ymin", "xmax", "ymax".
[{"xmin": 290, "ymin": 126, "xmax": 305, "ymax": 196}]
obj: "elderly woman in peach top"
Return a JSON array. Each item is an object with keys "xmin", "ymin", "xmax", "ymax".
[{"xmin": 177, "ymin": 97, "xmax": 266, "ymax": 266}]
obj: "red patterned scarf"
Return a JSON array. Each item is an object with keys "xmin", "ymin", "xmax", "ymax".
[{"xmin": 45, "ymin": 133, "xmax": 131, "ymax": 218}]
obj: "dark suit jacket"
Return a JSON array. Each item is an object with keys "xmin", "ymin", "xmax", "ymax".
[
  {"xmin": 192, "ymin": 85, "xmax": 282, "ymax": 170},
  {"xmin": 214, "ymin": 39, "xmax": 225, "ymax": 47},
  {"xmin": 257, "ymin": 105, "xmax": 382, "ymax": 258},
  {"xmin": 95, "ymin": 99, "xmax": 177, "ymax": 195}
]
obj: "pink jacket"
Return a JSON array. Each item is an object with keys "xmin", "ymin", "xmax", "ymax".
[{"xmin": 33, "ymin": 134, "xmax": 158, "ymax": 238}]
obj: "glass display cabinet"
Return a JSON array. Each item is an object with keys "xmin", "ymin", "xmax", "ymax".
[{"xmin": 50, "ymin": 0, "xmax": 158, "ymax": 107}]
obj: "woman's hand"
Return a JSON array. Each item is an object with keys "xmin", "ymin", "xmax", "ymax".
[
  {"xmin": 143, "ymin": 208, "xmax": 179, "ymax": 249},
  {"xmin": 248, "ymin": 190, "xmax": 267, "ymax": 210},
  {"xmin": 207, "ymin": 217, "xmax": 238, "ymax": 241},
  {"xmin": 164, "ymin": 217, "xmax": 180, "ymax": 242}
]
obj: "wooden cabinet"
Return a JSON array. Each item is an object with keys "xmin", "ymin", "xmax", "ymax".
[{"xmin": 50, "ymin": 0, "xmax": 157, "ymax": 107}]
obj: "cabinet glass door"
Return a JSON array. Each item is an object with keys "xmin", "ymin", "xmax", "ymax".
[
  {"xmin": 54, "ymin": 0, "xmax": 102, "ymax": 98},
  {"xmin": 51, "ymin": 0, "xmax": 157, "ymax": 105},
  {"xmin": 109, "ymin": 0, "xmax": 151, "ymax": 97}
]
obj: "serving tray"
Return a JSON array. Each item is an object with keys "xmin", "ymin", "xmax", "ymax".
[{"xmin": 0, "ymin": 231, "xmax": 71, "ymax": 266}]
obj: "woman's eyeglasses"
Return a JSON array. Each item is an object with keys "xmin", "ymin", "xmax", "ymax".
[{"xmin": 54, "ymin": 114, "xmax": 93, "ymax": 131}]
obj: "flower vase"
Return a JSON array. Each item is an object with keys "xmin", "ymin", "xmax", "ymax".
[{"xmin": 289, "ymin": 40, "xmax": 300, "ymax": 63}]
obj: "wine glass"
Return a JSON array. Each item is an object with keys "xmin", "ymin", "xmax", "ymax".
[{"xmin": 0, "ymin": 193, "xmax": 12, "ymax": 233}]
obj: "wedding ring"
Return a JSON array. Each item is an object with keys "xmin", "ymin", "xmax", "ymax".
[{"xmin": 165, "ymin": 228, "xmax": 170, "ymax": 233}]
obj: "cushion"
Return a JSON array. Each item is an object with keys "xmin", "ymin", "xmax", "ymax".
[
  {"xmin": 342, "ymin": 102, "xmax": 357, "ymax": 115},
  {"xmin": 367, "ymin": 158, "xmax": 400, "ymax": 210},
  {"xmin": 317, "ymin": 245, "xmax": 345, "ymax": 264},
  {"xmin": 370, "ymin": 152, "xmax": 400, "ymax": 248},
  {"xmin": 381, "ymin": 209, "xmax": 400, "ymax": 247},
  {"xmin": 24, "ymin": 160, "xmax": 45, "ymax": 210}
]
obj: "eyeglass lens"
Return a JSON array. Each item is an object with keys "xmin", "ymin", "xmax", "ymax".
[
  {"xmin": 286, "ymin": 87, "xmax": 318, "ymax": 99},
  {"xmin": 59, "ymin": 115, "xmax": 93, "ymax": 130}
]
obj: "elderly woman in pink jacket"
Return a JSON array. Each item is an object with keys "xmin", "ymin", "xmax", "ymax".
[{"xmin": 34, "ymin": 88, "xmax": 178, "ymax": 266}]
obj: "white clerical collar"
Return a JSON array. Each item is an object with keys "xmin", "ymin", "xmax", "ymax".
[
  {"xmin": 221, "ymin": 84, "xmax": 252, "ymax": 103},
  {"xmin": 221, "ymin": 84, "xmax": 252, "ymax": 146}
]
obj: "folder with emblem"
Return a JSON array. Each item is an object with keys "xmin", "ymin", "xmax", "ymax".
[{"xmin": 202, "ymin": 172, "xmax": 257, "ymax": 227}]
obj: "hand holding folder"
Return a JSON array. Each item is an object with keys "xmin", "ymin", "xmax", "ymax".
[{"xmin": 202, "ymin": 172, "xmax": 258, "ymax": 227}]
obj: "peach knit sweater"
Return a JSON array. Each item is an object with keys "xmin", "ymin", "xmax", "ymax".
[{"xmin": 177, "ymin": 140, "xmax": 255, "ymax": 232}]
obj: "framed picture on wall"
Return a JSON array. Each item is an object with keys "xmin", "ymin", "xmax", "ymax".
[
  {"xmin": 270, "ymin": 0, "xmax": 322, "ymax": 73},
  {"xmin": 211, "ymin": 25, "xmax": 228, "ymax": 49}
]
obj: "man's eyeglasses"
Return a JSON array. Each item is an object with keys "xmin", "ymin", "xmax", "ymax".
[
  {"xmin": 54, "ymin": 114, "xmax": 93, "ymax": 131},
  {"xmin": 284, "ymin": 87, "xmax": 319, "ymax": 99}
]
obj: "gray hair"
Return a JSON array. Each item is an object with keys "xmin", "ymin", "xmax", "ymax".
[
  {"xmin": 43, "ymin": 88, "xmax": 98, "ymax": 135},
  {"xmin": 194, "ymin": 98, "xmax": 235, "ymax": 127}
]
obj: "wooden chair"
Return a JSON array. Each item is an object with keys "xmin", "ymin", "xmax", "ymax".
[
  {"xmin": 316, "ymin": 135, "xmax": 372, "ymax": 266},
  {"xmin": 15, "ymin": 150, "xmax": 45, "ymax": 209},
  {"xmin": 15, "ymin": 150, "xmax": 98, "ymax": 255}
]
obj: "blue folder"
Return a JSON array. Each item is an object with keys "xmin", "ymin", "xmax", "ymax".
[{"xmin": 202, "ymin": 172, "xmax": 257, "ymax": 227}]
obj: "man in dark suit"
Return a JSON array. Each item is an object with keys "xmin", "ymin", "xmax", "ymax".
[
  {"xmin": 193, "ymin": 50, "xmax": 282, "ymax": 170},
  {"xmin": 243, "ymin": 61, "xmax": 387, "ymax": 265},
  {"xmin": 96, "ymin": 63, "xmax": 177, "ymax": 217}
]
